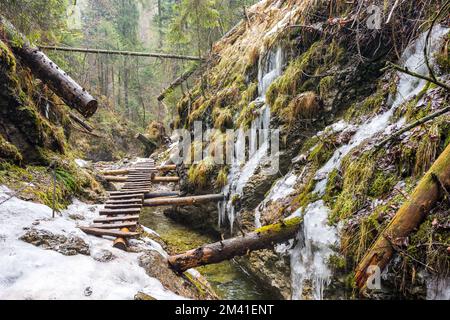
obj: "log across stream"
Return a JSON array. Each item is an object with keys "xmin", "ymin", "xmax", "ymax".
[{"xmin": 140, "ymin": 205, "xmax": 277, "ymax": 300}]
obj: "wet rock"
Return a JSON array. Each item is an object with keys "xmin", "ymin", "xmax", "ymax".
[
  {"xmin": 91, "ymin": 249, "xmax": 115, "ymax": 262},
  {"xmin": 68, "ymin": 213, "xmax": 85, "ymax": 221},
  {"xmin": 84, "ymin": 287, "xmax": 93, "ymax": 297},
  {"xmin": 237, "ymin": 249, "xmax": 291, "ymax": 300},
  {"xmin": 164, "ymin": 202, "xmax": 219, "ymax": 234},
  {"xmin": 240, "ymin": 150, "xmax": 293, "ymax": 213},
  {"xmin": 134, "ymin": 292, "xmax": 156, "ymax": 300},
  {"xmin": 20, "ymin": 229, "xmax": 90, "ymax": 256},
  {"xmin": 138, "ymin": 250, "xmax": 218, "ymax": 300}
]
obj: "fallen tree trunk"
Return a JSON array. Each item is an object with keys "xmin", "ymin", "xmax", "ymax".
[
  {"xmin": 375, "ymin": 106, "xmax": 450, "ymax": 150},
  {"xmin": 355, "ymin": 143, "xmax": 450, "ymax": 291},
  {"xmin": 144, "ymin": 192, "xmax": 179, "ymax": 199},
  {"xmin": 144, "ymin": 194, "xmax": 224, "ymax": 207},
  {"xmin": 39, "ymin": 45, "xmax": 203, "ymax": 61},
  {"xmin": 69, "ymin": 112, "xmax": 94, "ymax": 132},
  {"xmin": 168, "ymin": 217, "xmax": 301, "ymax": 272},
  {"xmin": 135, "ymin": 133, "xmax": 157, "ymax": 156},
  {"xmin": 0, "ymin": 16, "xmax": 98, "ymax": 118},
  {"xmin": 157, "ymin": 67, "xmax": 198, "ymax": 101}
]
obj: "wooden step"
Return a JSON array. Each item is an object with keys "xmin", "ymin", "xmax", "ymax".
[
  {"xmin": 108, "ymin": 191, "xmax": 146, "ymax": 196},
  {"xmin": 114, "ymin": 189, "xmax": 149, "ymax": 194},
  {"xmin": 122, "ymin": 186, "xmax": 151, "ymax": 190},
  {"xmin": 106, "ymin": 199, "xmax": 143, "ymax": 205},
  {"xmin": 93, "ymin": 215, "xmax": 140, "ymax": 223},
  {"xmin": 100, "ymin": 208, "xmax": 141, "ymax": 216},
  {"xmin": 90, "ymin": 222, "xmax": 138, "ymax": 229},
  {"xmin": 109, "ymin": 194, "xmax": 144, "ymax": 200},
  {"xmin": 80, "ymin": 227, "xmax": 139, "ymax": 238},
  {"xmin": 104, "ymin": 203, "xmax": 142, "ymax": 209},
  {"xmin": 121, "ymin": 188, "xmax": 151, "ymax": 192}
]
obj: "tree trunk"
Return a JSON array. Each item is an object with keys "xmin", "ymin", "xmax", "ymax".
[
  {"xmin": 144, "ymin": 194, "xmax": 224, "ymax": 207},
  {"xmin": 135, "ymin": 133, "xmax": 157, "ymax": 156},
  {"xmin": 0, "ymin": 16, "xmax": 98, "ymax": 118},
  {"xmin": 157, "ymin": 67, "xmax": 199, "ymax": 101},
  {"xmin": 168, "ymin": 217, "xmax": 302, "ymax": 272},
  {"xmin": 69, "ymin": 112, "xmax": 94, "ymax": 132},
  {"xmin": 38, "ymin": 45, "xmax": 203, "ymax": 61},
  {"xmin": 355, "ymin": 143, "xmax": 450, "ymax": 291}
]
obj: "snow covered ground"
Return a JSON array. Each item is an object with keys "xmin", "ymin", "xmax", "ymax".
[{"xmin": 0, "ymin": 186, "xmax": 185, "ymax": 300}]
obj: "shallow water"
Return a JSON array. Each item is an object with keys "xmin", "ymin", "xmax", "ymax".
[{"xmin": 140, "ymin": 207, "xmax": 276, "ymax": 300}]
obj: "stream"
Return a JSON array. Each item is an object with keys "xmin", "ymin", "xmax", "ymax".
[{"xmin": 140, "ymin": 206, "xmax": 276, "ymax": 300}]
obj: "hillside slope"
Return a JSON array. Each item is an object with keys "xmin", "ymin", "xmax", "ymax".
[{"xmin": 169, "ymin": 0, "xmax": 450, "ymax": 299}]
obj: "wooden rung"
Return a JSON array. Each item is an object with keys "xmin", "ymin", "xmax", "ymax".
[
  {"xmin": 100, "ymin": 208, "xmax": 141, "ymax": 216},
  {"xmin": 90, "ymin": 222, "xmax": 138, "ymax": 229},
  {"xmin": 109, "ymin": 194, "xmax": 144, "ymax": 200},
  {"xmin": 122, "ymin": 187, "xmax": 151, "ymax": 190},
  {"xmin": 106, "ymin": 199, "xmax": 143, "ymax": 205},
  {"xmin": 124, "ymin": 182, "xmax": 152, "ymax": 185},
  {"xmin": 104, "ymin": 203, "xmax": 142, "ymax": 209},
  {"xmin": 80, "ymin": 227, "xmax": 139, "ymax": 238},
  {"xmin": 93, "ymin": 215, "xmax": 140, "ymax": 223},
  {"xmin": 108, "ymin": 191, "xmax": 146, "ymax": 196},
  {"xmin": 114, "ymin": 190, "xmax": 148, "ymax": 195}
]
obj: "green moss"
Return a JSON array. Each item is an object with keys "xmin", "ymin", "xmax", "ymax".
[
  {"xmin": 0, "ymin": 39, "xmax": 16, "ymax": 71},
  {"xmin": 368, "ymin": 171, "xmax": 396, "ymax": 198},
  {"xmin": 266, "ymin": 39, "xmax": 344, "ymax": 114},
  {"xmin": 213, "ymin": 108, "xmax": 233, "ymax": 131},
  {"xmin": 308, "ymin": 140, "xmax": 334, "ymax": 167},
  {"xmin": 292, "ymin": 177, "xmax": 319, "ymax": 209},
  {"xmin": 330, "ymin": 153, "xmax": 376, "ymax": 222},
  {"xmin": 0, "ymin": 135, "xmax": 23, "ymax": 163},
  {"xmin": 323, "ymin": 168, "xmax": 342, "ymax": 205},
  {"xmin": 215, "ymin": 166, "xmax": 228, "ymax": 189},
  {"xmin": 344, "ymin": 90, "xmax": 386, "ymax": 122},
  {"xmin": 254, "ymin": 217, "xmax": 302, "ymax": 234},
  {"xmin": 188, "ymin": 156, "xmax": 216, "ymax": 189},
  {"xmin": 236, "ymin": 101, "xmax": 258, "ymax": 129},
  {"xmin": 238, "ymin": 82, "xmax": 258, "ymax": 108},
  {"xmin": 328, "ymin": 254, "xmax": 347, "ymax": 271},
  {"xmin": 319, "ymin": 76, "xmax": 335, "ymax": 97},
  {"xmin": 271, "ymin": 94, "xmax": 291, "ymax": 114}
]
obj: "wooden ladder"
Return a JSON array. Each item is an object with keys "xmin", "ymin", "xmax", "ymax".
[{"xmin": 80, "ymin": 159, "xmax": 157, "ymax": 250}]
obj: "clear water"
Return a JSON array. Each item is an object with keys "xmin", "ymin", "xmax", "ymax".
[{"xmin": 140, "ymin": 206, "xmax": 276, "ymax": 300}]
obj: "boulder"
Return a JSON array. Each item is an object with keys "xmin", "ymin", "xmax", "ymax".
[{"xmin": 20, "ymin": 229, "xmax": 90, "ymax": 256}]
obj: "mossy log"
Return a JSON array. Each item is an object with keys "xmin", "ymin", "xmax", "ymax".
[
  {"xmin": 168, "ymin": 217, "xmax": 302, "ymax": 272},
  {"xmin": 144, "ymin": 194, "xmax": 224, "ymax": 207},
  {"xmin": 0, "ymin": 16, "xmax": 98, "ymax": 118},
  {"xmin": 355, "ymin": 143, "xmax": 450, "ymax": 290}
]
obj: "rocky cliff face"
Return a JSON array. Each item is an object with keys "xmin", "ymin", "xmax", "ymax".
[{"xmin": 169, "ymin": 0, "xmax": 450, "ymax": 299}]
